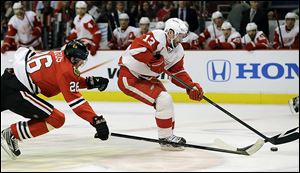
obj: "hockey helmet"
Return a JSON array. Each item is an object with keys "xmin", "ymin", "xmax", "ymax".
[
  {"xmin": 155, "ymin": 21, "xmax": 165, "ymax": 30},
  {"xmin": 246, "ymin": 22, "xmax": 257, "ymax": 32},
  {"xmin": 64, "ymin": 40, "xmax": 89, "ymax": 61},
  {"xmin": 13, "ymin": 2, "xmax": 23, "ymax": 9},
  {"xmin": 221, "ymin": 21, "xmax": 232, "ymax": 30},
  {"xmin": 212, "ymin": 11, "xmax": 223, "ymax": 20},
  {"xmin": 76, "ymin": 1, "xmax": 87, "ymax": 8},
  {"xmin": 139, "ymin": 17, "xmax": 150, "ymax": 24},
  {"xmin": 285, "ymin": 12, "xmax": 298, "ymax": 20},
  {"xmin": 119, "ymin": 13, "xmax": 129, "ymax": 20}
]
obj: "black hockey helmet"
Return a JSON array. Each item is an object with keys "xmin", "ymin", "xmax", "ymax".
[{"xmin": 64, "ymin": 40, "xmax": 89, "ymax": 60}]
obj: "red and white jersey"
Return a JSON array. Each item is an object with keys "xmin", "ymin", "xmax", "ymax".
[
  {"xmin": 12, "ymin": 47, "xmax": 96, "ymax": 123},
  {"xmin": 4, "ymin": 11, "xmax": 42, "ymax": 48},
  {"xmin": 219, "ymin": 31, "xmax": 242, "ymax": 49},
  {"xmin": 67, "ymin": 13, "xmax": 101, "ymax": 47},
  {"xmin": 273, "ymin": 25, "xmax": 299, "ymax": 49},
  {"xmin": 181, "ymin": 31, "xmax": 199, "ymax": 50},
  {"xmin": 242, "ymin": 31, "xmax": 269, "ymax": 47},
  {"xmin": 109, "ymin": 26, "xmax": 139, "ymax": 50},
  {"xmin": 119, "ymin": 29, "xmax": 184, "ymax": 78},
  {"xmin": 199, "ymin": 24, "xmax": 223, "ymax": 44}
]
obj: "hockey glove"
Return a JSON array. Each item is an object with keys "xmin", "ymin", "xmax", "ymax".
[
  {"xmin": 245, "ymin": 42, "xmax": 256, "ymax": 51},
  {"xmin": 92, "ymin": 115, "xmax": 109, "ymax": 140},
  {"xmin": 187, "ymin": 83, "xmax": 204, "ymax": 101},
  {"xmin": 208, "ymin": 39, "xmax": 220, "ymax": 49},
  {"xmin": 86, "ymin": 76, "xmax": 109, "ymax": 91},
  {"xmin": 147, "ymin": 54, "xmax": 165, "ymax": 74},
  {"xmin": 90, "ymin": 45, "xmax": 98, "ymax": 56}
]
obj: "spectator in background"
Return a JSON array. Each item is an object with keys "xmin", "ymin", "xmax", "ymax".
[
  {"xmin": 207, "ymin": 21, "xmax": 242, "ymax": 50},
  {"xmin": 138, "ymin": 1, "xmax": 156, "ymax": 22},
  {"xmin": 170, "ymin": 1, "xmax": 199, "ymax": 32},
  {"xmin": 156, "ymin": 1, "xmax": 174, "ymax": 22},
  {"xmin": 227, "ymin": 1, "xmax": 250, "ymax": 32},
  {"xmin": 1, "ymin": 1, "xmax": 14, "ymax": 39},
  {"xmin": 155, "ymin": 21, "xmax": 165, "ymax": 30},
  {"xmin": 198, "ymin": 11, "xmax": 224, "ymax": 48},
  {"xmin": 181, "ymin": 21, "xmax": 199, "ymax": 50},
  {"xmin": 98, "ymin": 1, "xmax": 118, "ymax": 41},
  {"xmin": 39, "ymin": 1, "xmax": 55, "ymax": 49},
  {"xmin": 137, "ymin": 17, "xmax": 151, "ymax": 36},
  {"xmin": 240, "ymin": 1, "xmax": 269, "ymax": 38},
  {"xmin": 1, "ymin": 2, "xmax": 42, "ymax": 53},
  {"xmin": 273, "ymin": 12, "xmax": 299, "ymax": 49},
  {"xmin": 66, "ymin": 1, "xmax": 101, "ymax": 56},
  {"xmin": 108, "ymin": 13, "xmax": 138, "ymax": 50},
  {"xmin": 241, "ymin": 22, "xmax": 269, "ymax": 51}
]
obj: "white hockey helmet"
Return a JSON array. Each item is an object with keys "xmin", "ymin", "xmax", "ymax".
[
  {"xmin": 164, "ymin": 18, "xmax": 188, "ymax": 37},
  {"xmin": 212, "ymin": 11, "xmax": 223, "ymax": 20},
  {"xmin": 76, "ymin": 1, "xmax": 87, "ymax": 8},
  {"xmin": 285, "ymin": 12, "xmax": 298, "ymax": 19},
  {"xmin": 13, "ymin": 2, "xmax": 23, "ymax": 9},
  {"xmin": 221, "ymin": 21, "xmax": 232, "ymax": 30},
  {"xmin": 246, "ymin": 22, "xmax": 257, "ymax": 32},
  {"xmin": 155, "ymin": 21, "xmax": 165, "ymax": 30},
  {"xmin": 119, "ymin": 13, "xmax": 129, "ymax": 20},
  {"xmin": 139, "ymin": 17, "xmax": 150, "ymax": 24}
]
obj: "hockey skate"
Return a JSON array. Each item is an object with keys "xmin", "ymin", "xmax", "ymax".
[
  {"xmin": 288, "ymin": 96, "xmax": 299, "ymax": 115},
  {"xmin": 159, "ymin": 135, "xmax": 186, "ymax": 151},
  {"xmin": 1, "ymin": 128, "xmax": 21, "ymax": 160}
]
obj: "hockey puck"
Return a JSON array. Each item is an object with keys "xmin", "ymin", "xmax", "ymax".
[{"xmin": 270, "ymin": 147, "xmax": 278, "ymax": 152}]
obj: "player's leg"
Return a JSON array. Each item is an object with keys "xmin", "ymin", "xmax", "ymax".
[
  {"xmin": 1, "ymin": 71, "xmax": 65, "ymax": 158},
  {"xmin": 118, "ymin": 67, "xmax": 186, "ymax": 150}
]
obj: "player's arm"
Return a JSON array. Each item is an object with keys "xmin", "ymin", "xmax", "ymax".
[
  {"xmin": 84, "ymin": 19, "xmax": 101, "ymax": 55},
  {"xmin": 219, "ymin": 37, "xmax": 242, "ymax": 49},
  {"xmin": 58, "ymin": 72, "xmax": 109, "ymax": 140},
  {"xmin": 254, "ymin": 34, "xmax": 269, "ymax": 49},
  {"xmin": 66, "ymin": 22, "xmax": 77, "ymax": 43},
  {"xmin": 273, "ymin": 30, "xmax": 280, "ymax": 49},
  {"xmin": 198, "ymin": 28, "xmax": 211, "ymax": 46},
  {"xmin": 32, "ymin": 14, "xmax": 42, "ymax": 38},
  {"xmin": 78, "ymin": 76, "xmax": 109, "ymax": 91},
  {"xmin": 1, "ymin": 24, "xmax": 17, "ymax": 53},
  {"xmin": 167, "ymin": 58, "xmax": 204, "ymax": 101},
  {"xmin": 129, "ymin": 33, "xmax": 165, "ymax": 74},
  {"xmin": 291, "ymin": 33, "xmax": 299, "ymax": 49}
]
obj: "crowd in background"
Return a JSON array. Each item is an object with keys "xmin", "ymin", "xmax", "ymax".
[{"xmin": 1, "ymin": 1, "xmax": 299, "ymax": 53}]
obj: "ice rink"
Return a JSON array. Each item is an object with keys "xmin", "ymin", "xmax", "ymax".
[{"xmin": 1, "ymin": 101, "xmax": 299, "ymax": 172}]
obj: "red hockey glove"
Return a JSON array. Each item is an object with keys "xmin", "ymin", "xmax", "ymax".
[
  {"xmin": 1, "ymin": 44, "xmax": 9, "ymax": 54},
  {"xmin": 147, "ymin": 54, "xmax": 165, "ymax": 74},
  {"xmin": 32, "ymin": 27, "xmax": 41, "ymax": 37},
  {"xmin": 187, "ymin": 83, "xmax": 204, "ymax": 101},
  {"xmin": 90, "ymin": 45, "xmax": 98, "ymax": 56},
  {"xmin": 208, "ymin": 39, "xmax": 220, "ymax": 49},
  {"xmin": 245, "ymin": 42, "xmax": 256, "ymax": 51}
]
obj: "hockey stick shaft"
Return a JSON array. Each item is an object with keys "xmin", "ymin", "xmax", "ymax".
[
  {"xmin": 80, "ymin": 59, "xmax": 113, "ymax": 74},
  {"xmin": 275, "ymin": 10, "xmax": 284, "ymax": 48},
  {"xmin": 163, "ymin": 69, "xmax": 299, "ymax": 145},
  {"xmin": 111, "ymin": 133, "xmax": 248, "ymax": 155}
]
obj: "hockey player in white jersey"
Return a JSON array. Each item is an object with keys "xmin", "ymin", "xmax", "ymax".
[
  {"xmin": 108, "ymin": 13, "xmax": 139, "ymax": 50},
  {"xmin": 241, "ymin": 22, "xmax": 269, "ymax": 51},
  {"xmin": 181, "ymin": 21, "xmax": 199, "ymax": 50},
  {"xmin": 273, "ymin": 12, "xmax": 299, "ymax": 49},
  {"xmin": 118, "ymin": 18, "xmax": 204, "ymax": 151},
  {"xmin": 1, "ymin": 2, "xmax": 42, "ymax": 53},
  {"xmin": 66, "ymin": 1, "xmax": 101, "ymax": 56},
  {"xmin": 136, "ymin": 17, "xmax": 151, "ymax": 36}
]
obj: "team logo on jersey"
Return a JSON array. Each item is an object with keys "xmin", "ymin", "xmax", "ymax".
[
  {"xmin": 207, "ymin": 60, "xmax": 231, "ymax": 82},
  {"xmin": 73, "ymin": 44, "xmax": 78, "ymax": 49},
  {"xmin": 73, "ymin": 67, "xmax": 80, "ymax": 76}
]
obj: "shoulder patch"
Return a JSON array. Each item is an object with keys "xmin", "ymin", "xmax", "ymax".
[{"xmin": 73, "ymin": 67, "xmax": 80, "ymax": 77}]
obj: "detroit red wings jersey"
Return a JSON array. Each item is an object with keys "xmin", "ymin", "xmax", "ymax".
[
  {"xmin": 273, "ymin": 25, "xmax": 299, "ymax": 49},
  {"xmin": 109, "ymin": 26, "xmax": 139, "ymax": 50},
  {"xmin": 3, "ymin": 11, "xmax": 42, "ymax": 48},
  {"xmin": 218, "ymin": 31, "xmax": 242, "ymax": 49},
  {"xmin": 199, "ymin": 24, "xmax": 223, "ymax": 44},
  {"xmin": 12, "ymin": 47, "xmax": 96, "ymax": 123},
  {"xmin": 241, "ymin": 31, "xmax": 269, "ymax": 48},
  {"xmin": 181, "ymin": 31, "xmax": 199, "ymax": 50},
  {"xmin": 120, "ymin": 29, "xmax": 184, "ymax": 77},
  {"xmin": 67, "ymin": 13, "xmax": 101, "ymax": 48}
]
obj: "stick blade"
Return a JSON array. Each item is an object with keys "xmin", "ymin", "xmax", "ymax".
[{"xmin": 269, "ymin": 127, "xmax": 299, "ymax": 145}]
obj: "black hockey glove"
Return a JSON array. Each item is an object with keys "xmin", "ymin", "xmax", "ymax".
[
  {"xmin": 91, "ymin": 115, "xmax": 109, "ymax": 140},
  {"xmin": 86, "ymin": 76, "xmax": 109, "ymax": 91}
]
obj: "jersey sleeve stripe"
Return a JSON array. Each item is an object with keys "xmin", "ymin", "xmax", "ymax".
[
  {"xmin": 69, "ymin": 98, "xmax": 86, "ymax": 109},
  {"xmin": 68, "ymin": 96, "xmax": 84, "ymax": 105},
  {"xmin": 20, "ymin": 91, "xmax": 52, "ymax": 115}
]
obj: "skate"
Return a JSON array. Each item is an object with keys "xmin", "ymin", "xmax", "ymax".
[
  {"xmin": 159, "ymin": 135, "xmax": 186, "ymax": 151},
  {"xmin": 288, "ymin": 96, "xmax": 299, "ymax": 115},
  {"xmin": 1, "ymin": 128, "xmax": 21, "ymax": 159}
]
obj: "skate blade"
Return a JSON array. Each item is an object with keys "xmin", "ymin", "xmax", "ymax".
[
  {"xmin": 160, "ymin": 145, "xmax": 185, "ymax": 151},
  {"xmin": 1, "ymin": 133, "xmax": 17, "ymax": 160}
]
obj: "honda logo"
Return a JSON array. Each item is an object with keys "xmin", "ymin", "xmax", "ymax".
[{"xmin": 207, "ymin": 60, "xmax": 231, "ymax": 82}]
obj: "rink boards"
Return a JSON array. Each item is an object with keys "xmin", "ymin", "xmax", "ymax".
[{"xmin": 1, "ymin": 50, "xmax": 299, "ymax": 104}]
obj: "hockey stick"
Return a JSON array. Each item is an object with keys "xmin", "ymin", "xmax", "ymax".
[
  {"xmin": 80, "ymin": 59, "xmax": 113, "ymax": 74},
  {"xmin": 163, "ymin": 69, "xmax": 299, "ymax": 145},
  {"xmin": 275, "ymin": 10, "xmax": 284, "ymax": 48},
  {"xmin": 110, "ymin": 132, "xmax": 263, "ymax": 156}
]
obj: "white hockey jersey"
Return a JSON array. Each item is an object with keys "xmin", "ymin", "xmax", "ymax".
[
  {"xmin": 199, "ymin": 24, "xmax": 223, "ymax": 44},
  {"xmin": 7, "ymin": 11, "xmax": 41, "ymax": 47},
  {"xmin": 273, "ymin": 25, "xmax": 299, "ymax": 48},
  {"xmin": 109, "ymin": 26, "xmax": 139, "ymax": 50},
  {"xmin": 120, "ymin": 30, "xmax": 184, "ymax": 77}
]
